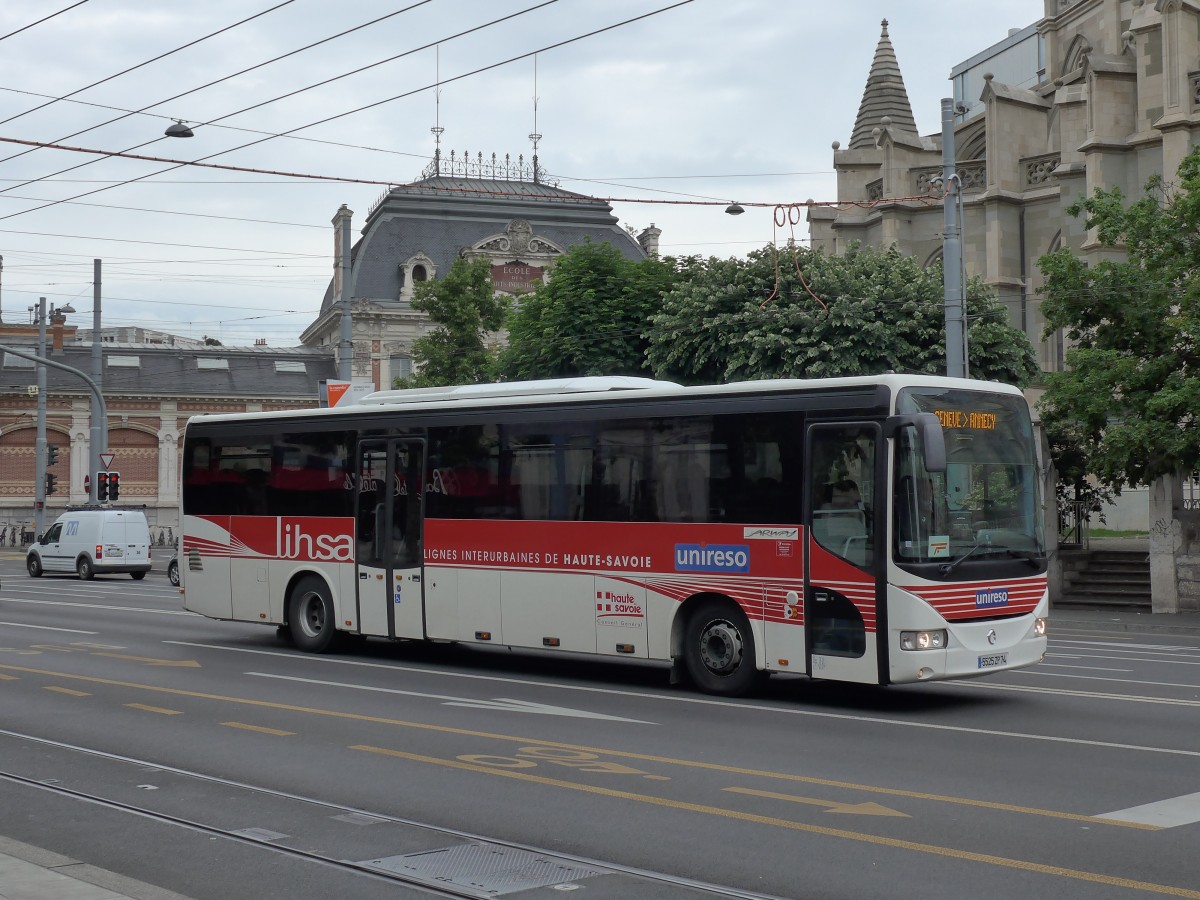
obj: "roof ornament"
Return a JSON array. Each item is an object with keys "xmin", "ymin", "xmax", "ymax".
[{"xmin": 529, "ymin": 53, "xmax": 542, "ymax": 185}]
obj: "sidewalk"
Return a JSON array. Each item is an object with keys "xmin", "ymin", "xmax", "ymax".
[
  {"xmin": 1049, "ymin": 604, "xmax": 1200, "ymax": 636},
  {"xmin": 0, "ymin": 837, "xmax": 190, "ymax": 900}
]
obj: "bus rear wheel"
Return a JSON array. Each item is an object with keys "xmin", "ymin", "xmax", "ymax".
[
  {"xmin": 683, "ymin": 598, "xmax": 759, "ymax": 697},
  {"xmin": 288, "ymin": 576, "xmax": 338, "ymax": 653}
]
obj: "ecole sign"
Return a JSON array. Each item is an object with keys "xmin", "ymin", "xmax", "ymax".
[{"xmin": 491, "ymin": 264, "xmax": 543, "ymax": 294}]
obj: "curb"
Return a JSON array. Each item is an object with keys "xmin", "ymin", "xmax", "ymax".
[{"xmin": 0, "ymin": 836, "xmax": 193, "ymax": 900}]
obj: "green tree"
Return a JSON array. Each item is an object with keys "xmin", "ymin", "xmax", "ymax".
[
  {"xmin": 398, "ymin": 257, "xmax": 507, "ymax": 388},
  {"xmin": 1037, "ymin": 148, "xmax": 1200, "ymax": 492},
  {"xmin": 646, "ymin": 243, "xmax": 1038, "ymax": 385},
  {"xmin": 499, "ymin": 240, "xmax": 684, "ymax": 380}
]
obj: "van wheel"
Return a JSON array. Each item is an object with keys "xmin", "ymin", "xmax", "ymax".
[
  {"xmin": 26, "ymin": 555, "xmax": 42, "ymax": 578},
  {"xmin": 288, "ymin": 576, "xmax": 338, "ymax": 653},
  {"xmin": 131, "ymin": 571, "xmax": 145, "ymax": 581},
  {"xmin": 683, "ymin": 598, "xmax": 759, "ymax": 697},
  {"xmin": 77, "ymin": 557, "xmax": 95, "ymax": 580}
]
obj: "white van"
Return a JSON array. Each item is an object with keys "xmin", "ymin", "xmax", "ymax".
[{"xmin": 27, "ymin": 508, "xmax": 152, "ymax": 580}]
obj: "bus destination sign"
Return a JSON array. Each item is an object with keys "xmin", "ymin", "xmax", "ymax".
[{"xmin": 933, "ymin": 409, "xmax": 998, "ymax": 431}]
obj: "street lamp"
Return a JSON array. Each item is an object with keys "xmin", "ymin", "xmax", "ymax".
[
  {"xmin": 165, "ymin": 120, "xmax": 194, "ymax": 138},
  {"xmin": 725, "ymin": 202, "xmax": 745, "ymax": 216}
]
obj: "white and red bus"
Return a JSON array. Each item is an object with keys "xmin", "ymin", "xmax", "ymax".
[{"xmin": 180, "ymin": 374, "xmax": 1048, "ymax": 696}]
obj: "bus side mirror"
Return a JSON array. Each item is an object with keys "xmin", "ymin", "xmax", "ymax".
[{"xmin": 885, "ymin": 413, "xmax": 946, "ymax": 473}]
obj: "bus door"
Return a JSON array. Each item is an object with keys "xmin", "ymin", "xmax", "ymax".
[
  {"xmin": 355, "ymin": 439, "xmax": 426, "ymax": 640},
  {"xmin": 805, "ymin": 423, "xmax": 882, "ymax": 684}
]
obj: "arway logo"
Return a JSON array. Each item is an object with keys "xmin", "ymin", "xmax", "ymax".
[{"xmin": 674, "ymin": 543, "xmax": 750, "ymax": 573}]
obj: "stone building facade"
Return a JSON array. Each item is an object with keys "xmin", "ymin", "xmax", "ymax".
[
  {"xmin": 0, "ymin": 323, "xmax": 335, "ymax": 539},
  {"xmin": 300, "ymin": 153, "xmax": 660, "ymax": 388},
  {"xmin": 812, "ymin": 0, "xmax": 1200, "ymax": 611}
]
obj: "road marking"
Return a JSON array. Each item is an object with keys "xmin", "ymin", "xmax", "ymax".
[
  {"xmin": 43, "ymin": 686, "xmax": 88, "ymax": 696},
  {"xmin": 723, "ymin": 786, "xmax": 908, "ymax": 817},
  {"xmin": 94, "ymin": 652, "xmax": 200, "ymax": 668},
  {"xmin": 0, "ymin": 622, "xmax": 98, "ymax": 634},
  {"xmin": 0, "ymin": 673, "xmax": 17, "ymax": 681},
  {"xmin": 957, "ymin": 681, "xmax": 1200, "ymax": 708},
  {"xmin": 1097, "ymin": 792, "xmax": 1200, "ymax": 828},
  {"xmin": 97, "ymin": 643, "xmax": 1200, "ymax": 760},
  {"xmin": 222, "ymin": 722, "xmax": 295, "ymax": 736},
  {"xmin": 247, "ymin": 672, "xmax": 651, "ymax": 723},
  {"xmin": 0, "ymin": 661, "xmax": 1164, "ymax": 831},
  {"xmin": 353, "ymin": 745, "xmax": 1197, "ymax": 898},
  {"xmin": 1037, "ymin": 664, "xmax": 1134, "ymax": 672},
  {"xmin": 126, "ymin": 703, "xmax": 182, "ymax": 715},
  {"xmin": 1012, "ymin": 671, "xmax": 1200, "ymax": 691},
  {"xmin": 0, "ymin": 598, "xmax": 194, "ymax": 616}
]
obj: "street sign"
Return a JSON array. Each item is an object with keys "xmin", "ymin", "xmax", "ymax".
[{"xmin": 99, "ymin": 453, "xmax": 115, "ymax": 471}]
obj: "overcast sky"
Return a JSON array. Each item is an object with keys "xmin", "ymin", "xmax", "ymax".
[{"xmin": 0, "ymin": 0, "xmax": 1043, "ymax": 347}]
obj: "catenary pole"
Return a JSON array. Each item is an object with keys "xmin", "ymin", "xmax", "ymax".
[
  {"xmin": 91, "ymin": 260, "xmax": 105, "ymax": 502},
  {"xmin": 942, "ymin": 98, "xmax": 965, "ymax": 379}
]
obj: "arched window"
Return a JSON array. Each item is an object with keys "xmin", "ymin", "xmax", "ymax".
[{"xmin": 412, "ymin": 265, "xmax": 427, "ymax": 282}]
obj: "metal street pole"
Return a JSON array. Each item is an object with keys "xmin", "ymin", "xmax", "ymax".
[
  {"xmin": 92, "ymin": 259, "xmax": 105, "ymax": 502},
  {"xmin": 941, "ymin": 98, "xmax": 965, "ymax": 379},
  {"xmin": 334, "ymin": 204, "xmax": 354, "ymax": 381},
  {"xmin": 34, "ymin": 297, "xmax": 47, "ymax": 537}
]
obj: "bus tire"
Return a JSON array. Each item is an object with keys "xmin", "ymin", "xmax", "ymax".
[
  {"xmin": 683, "ymin": 598, "xmax": 759, "ymax": 697},
  {"xmin": 288, "ymin": 576, "xmax": 338, "ymax": 653}
]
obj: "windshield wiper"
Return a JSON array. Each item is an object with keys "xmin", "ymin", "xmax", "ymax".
[
  {"xmin": 939, "ymin": 539, "xmax": 984, "ymax": 575},
  {"xmin": 1004, "ymin": 548, "xmax": 1044, "ymax": 568}
]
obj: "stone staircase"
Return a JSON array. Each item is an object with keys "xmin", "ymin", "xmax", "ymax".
[{"xmin": 1057, "ymin": 541, "xmax": 1151, "ymax": 609}]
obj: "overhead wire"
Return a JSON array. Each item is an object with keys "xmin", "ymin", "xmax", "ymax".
[
  {"xmin": 0, "ymin": 0, "xmax": 561, "ymax": 205},
  {"xmin": 0, "ymin": 0, "xmax": 693, "ymax": 223},
  {"xmin": 0, "ymin": 1, "xmax": 89, "ymax": 43},
  {"xmin": 0, "ymin": 0, "xmax": 298, "ymax": 131},
  {"xmin": 0, "ymin": 0, "xmax": 438, "ymax": 171}
]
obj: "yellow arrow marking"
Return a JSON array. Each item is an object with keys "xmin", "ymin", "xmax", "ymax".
[
  {"xmin": 724, "ymin": 786, "xmax": 909, "ymax": 817},
  {"xmin": 351, "ymin": 745, "xmax": 1197, "ymax": 898},
  {"xmin": 93, "ymin": 653, "xmax": 200, "ymax": 667}
]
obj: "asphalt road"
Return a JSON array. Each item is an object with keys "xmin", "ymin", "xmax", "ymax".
[{"xmin": 0, "ymin": 554, "xmax": 1198, "ymax": 900}]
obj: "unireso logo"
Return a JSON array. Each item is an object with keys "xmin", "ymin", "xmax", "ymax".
[
  {"xmin": 975, "ymin": 587, "xmax": 1010, "ymax": 608},
  {"xmin": 674, "ymin": 544, "xmax": 750, "ymax": 573}
]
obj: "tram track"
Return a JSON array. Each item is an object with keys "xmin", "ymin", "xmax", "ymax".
[{"xmin": 0, "ymin": 728, "xmax": 787, "ymax": 900}]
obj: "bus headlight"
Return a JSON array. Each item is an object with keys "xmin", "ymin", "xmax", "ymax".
[
  {"xmin": 1034, "ymin": 617, "xmax": 1047, "ymax": 637},
  {"xmin": 900, "ymin": 630, "xmax": 947, "ymax": 651}
]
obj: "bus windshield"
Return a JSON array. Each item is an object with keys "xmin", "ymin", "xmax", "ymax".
[{"xmin": 893, "ymin": 387, "xmax": 1045, "ymax": 568}]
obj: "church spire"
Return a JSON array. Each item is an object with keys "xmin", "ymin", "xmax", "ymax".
[{"xmin": 849, "ymin": 19, "xmax": 919, "ymax": 149}]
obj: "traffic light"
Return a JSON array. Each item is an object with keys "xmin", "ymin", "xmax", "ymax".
[
  {"xmin": 96, "ymin": 471, "xmax": 109, "ymax": 502},
  {"xmin": 108, "ymin": 471, "xmax": 120, "ymax": 501},
  {"xmin": 44, "ymin": 473, "xmax": 58, "ymax": 496},
  {"xmin": 47, "ymin": 444, "xmax": 60, "ymax": 467}
]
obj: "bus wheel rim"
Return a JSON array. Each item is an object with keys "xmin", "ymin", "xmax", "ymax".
[
  {"xmin": 300, "ymin": 592, "xmax": 325, "ymax": 637},
  {"xmin": 699, "ymin": 620, "xmax": 742, "ymax": 675}
]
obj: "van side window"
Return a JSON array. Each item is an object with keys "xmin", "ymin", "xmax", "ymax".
[{"xmin": 43, "ymin": 522, "xmax": 62, "ymax": 543}]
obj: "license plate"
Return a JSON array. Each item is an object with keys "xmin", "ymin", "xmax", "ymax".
[{"xmin": 978, "ymin": 653, "xmax": 1008, "ymax": 669}]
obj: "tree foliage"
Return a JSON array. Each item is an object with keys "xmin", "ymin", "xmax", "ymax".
[
  {"xmin": 646, "ymin": 243, "xmax": 1038, "ymax": 385},
  {"xmin": 1037, "ymin": 148, "xmax": 1200, "ymax": 491},
  {"xmin": 399, "ymin": 256, "xmax": 507, "ymax": 388},
  {"xmin": 499, "ymin": 240, "xmax": 683, "ymax": 380}
]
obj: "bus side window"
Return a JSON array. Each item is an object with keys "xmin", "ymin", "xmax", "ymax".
[{"xmin": 809, "ymin": 427, "xmax": 876, "ymax": 568}]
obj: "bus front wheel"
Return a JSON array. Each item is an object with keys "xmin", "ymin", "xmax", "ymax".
[
  {"xmin": 288, "ymin": 576, "xmax": 338, "ymax": 653},
  {"xmin": 683, "ymin": 598, "xmax": 759, "ymax": 697}
]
